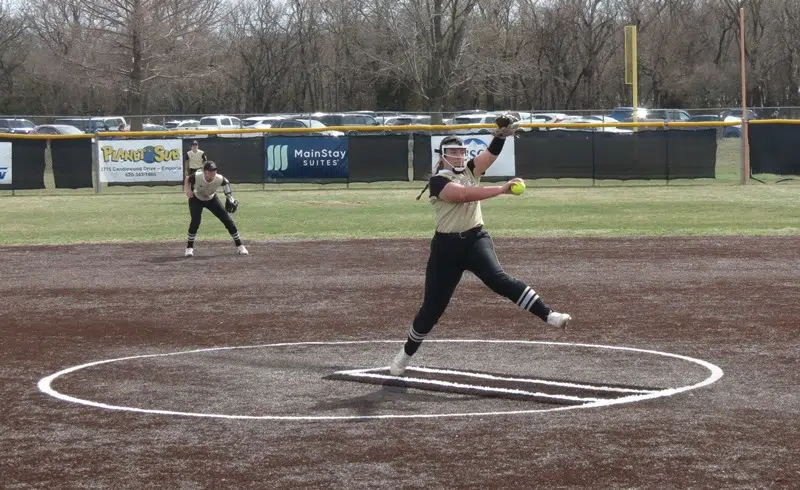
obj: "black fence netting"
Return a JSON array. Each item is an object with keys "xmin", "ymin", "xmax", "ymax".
[
  {"xmin": 183, "ymin": 138, "xmax": 264, "ymax": 184},
  {"xmin": 515, "ymin": 131, "xmax": 594, "ymax": 179},
  {"xmin": 52, "ymin": 139, "xmax": 93, "ymax": 189},
  {"xmin": 593, "ymin": 131, "xmax": 669, "ymax": 180},
  {"xmin": 348, "ymin": 134, "xmax": 409, "ymax": 182},
  {"xmin": 667, "ymin": 129, "xmax": 716, "ymax": 179},
  {"xmin": 0, "ymin": 138, "xmax": 46, "ymax": 190},
  {"xmin": 749, "ymin": 124, "xmax": 800, "ymax": 175},
  {"xmin": 412, "ymin": 134, "xmax": 434, "ymax": 181}
]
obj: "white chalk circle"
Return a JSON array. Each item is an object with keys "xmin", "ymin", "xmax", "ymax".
[{"xmin": 38, "ymin": 340, "xmax": 723, "ymax": 420}]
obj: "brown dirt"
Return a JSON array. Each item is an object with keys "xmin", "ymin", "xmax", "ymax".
[{"xmin": 2, "ymin": 236, "xmax": 798, "ymax": 488}]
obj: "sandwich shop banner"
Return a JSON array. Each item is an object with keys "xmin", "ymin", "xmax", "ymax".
[{"xmin": 97, "ymin": 140, "xmax": 184, "ymax": 183}]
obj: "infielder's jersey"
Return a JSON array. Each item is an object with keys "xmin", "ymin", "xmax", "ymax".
[
  {"xmin": 186, "ymin": 149, "xmax": 206, "ymax": 171},
  {"xmin": 428, "ymin": 160, "xmax": 483, "ymax": 233},
  {"xmin": 189, "ymin": 171, "xmax": 231, "ymax": 201}
]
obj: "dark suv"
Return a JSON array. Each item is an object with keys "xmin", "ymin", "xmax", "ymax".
[{"xmin": 53, "ymin": 118, "xmax": 110, "ymax": 132}]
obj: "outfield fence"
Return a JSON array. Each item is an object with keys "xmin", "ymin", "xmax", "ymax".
[{"xmin": 0, "ymin": 121, "xmax": 798, "ymax": 194}]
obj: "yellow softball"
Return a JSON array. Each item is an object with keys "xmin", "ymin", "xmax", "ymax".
[{"xmin": 510, "ymin": 180, "xmax": 526, "ymax": 195}]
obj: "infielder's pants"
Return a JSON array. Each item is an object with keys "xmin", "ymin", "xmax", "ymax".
[
  {"xmin": 188, "ymin": 196, "xmax": 238, "ymax": 236},
  {"xmin": 406, "ymin": 227, "xmax": 551, "ymax": 354}
]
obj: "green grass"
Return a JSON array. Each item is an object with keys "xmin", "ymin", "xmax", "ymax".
[
  {"xmin": 0, "ymin": 184, "xmax": 797, "ymax": 245},
  {"xmin": 1, "ymin": 137, "xmax": 797, "ymax": 245}
]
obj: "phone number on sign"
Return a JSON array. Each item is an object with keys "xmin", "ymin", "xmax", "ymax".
[{"xmin": 125, "ymin": 172, "xmax": 158, "ymax": 177}]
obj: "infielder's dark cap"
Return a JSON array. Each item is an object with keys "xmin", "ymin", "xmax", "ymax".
[
  {"xmin": 191, "ymin": 140, "xmax": 199, "ymax": 145},
  {"xmin": 203, "ymin": 161, "xmax": 217, "ymax": 171}
]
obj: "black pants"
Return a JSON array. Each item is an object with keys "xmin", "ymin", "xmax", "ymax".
[
  {"xmin": 411, "ymin": 227, "xmax": 533, "ymax": 338},
  {"xmin": 188, "ymin": 196, "xmax": 238, "ymax": 236}
]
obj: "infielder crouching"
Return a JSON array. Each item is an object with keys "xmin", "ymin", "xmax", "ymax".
[{"xmin": 184, "ymin": 161, "xmax": 248, "ymax": 257}]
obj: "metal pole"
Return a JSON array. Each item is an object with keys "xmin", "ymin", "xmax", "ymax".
[{"xmin": 739, "ymin": 7, "xmax": 750, "ymax": 185}]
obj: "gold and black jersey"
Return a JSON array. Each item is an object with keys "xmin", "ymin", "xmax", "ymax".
[
  {"xmin": 186, "ymin": 149, "xmax": 206, "ymax": 171},
  {"xmin": 427, "ymin": 160, "xmax": 484, "ymax": 233},
  {"xmin": 189, "ymin": 171, "xmax": 230, "ymax": 201}
]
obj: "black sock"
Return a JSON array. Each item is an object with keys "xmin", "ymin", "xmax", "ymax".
[
  {"xmin": 404, "ymin": 339, "xmax": 421, "ymax": 356},
  {"xmin": 516, "ymin": 286, "xmax": 551, "ymax": 321},
  {"xmin": 403, "ymin": 326, "xmax": 428, "ymax": 356},
  {"xmin": 530, "ymin": 298, "xmax": 552, "ymax": 322}
]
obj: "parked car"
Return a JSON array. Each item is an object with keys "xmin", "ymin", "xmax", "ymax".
[
  {"xmin": 53, "ymin": 117, "xmax": 110, "ymax": 133},
  {"xmin": 0, "ymin": 118, "xmax": 36, "ymax": 134},
  {"xmin": 242, "ymin": 115, "xmax": 286, "ymax": 127},
  {"xmin": 528, "ymin": 112, "xmax": 570, "ymax": 124},
  {"xmin": 308, "ymin": 112, "xmax": 380, "ymax": 129},
  {"xmin": 92, "ymin": 116, "xmax": 127, "ymax": 131},
  {"xmin": 449, "ymin": 113, "xmax": 502, "ymax": 134},
  {"xmin": 31, "ymin": 124, "xmax": 84, "ymax": 135},
  {"xmin": 271, "ymin": 118, "xmax": 344, "ymax": 137},
  {"xmin": 609, "ymin": 107, "xmax": 691, "ymax": 124},
  {"xmin": 382, "ymin": 115, "xmax": 428, "ymax": 126},
  {"xmin": 166, "ymin": 119, "xmax": 200, "ymax": 130},
  {"xmin": 720, "ymin": 108, "xmax": 759, "ymax": 120},
  {"xmin": 608, "ymin": 107, "xmax": 649, "ymax": 122},
  {"xmin": 143, "ymin": 123, "xmax": 168, "ymax": 132},
  {"xmin": 195, "ymin": 115, "xmax": 243, "ymax": 137}
]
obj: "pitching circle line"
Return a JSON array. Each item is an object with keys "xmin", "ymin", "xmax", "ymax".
[{"xmin": 37, "ymin": 339, "xmax": 724, "ymax": 421}]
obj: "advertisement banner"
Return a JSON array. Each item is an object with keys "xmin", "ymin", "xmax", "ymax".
[
  {"xmin": 0, "ymin": 142, "xmax": 10, "ymax": 184},
  {"xmin": 97, "ymin": 140, "xmax": 184, "ymax": 183},
  {"xmin": 265, "ymin": 137, "xmax": 349, "ymax": 179},
  {"xmin": 431, "ymin": 135, "xmax": 515, "ymax": 177}
]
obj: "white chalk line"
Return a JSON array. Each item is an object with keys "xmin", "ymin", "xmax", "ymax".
[
  {"xmin": 337, "ymin": 366, "xmax": 657, "ymax": 394},
  {"xmin": 332, "ymin": 371, "xmax": 603, "ymax": 403},
  {"xmin": 37, "ymin": 339, "xmax": 724, "ymax": 421}
]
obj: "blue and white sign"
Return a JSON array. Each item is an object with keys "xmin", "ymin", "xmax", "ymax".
[
  {"xmin": 265, "ymin": 137, "xmax": 349, "ymax": 179},
  {"xmin": 431, "ymin": 135, "xmax": 515, "ymax": 177},
  {"xmin": 0, "ymin": 142, "xmax": 11, "ymax": 184}
]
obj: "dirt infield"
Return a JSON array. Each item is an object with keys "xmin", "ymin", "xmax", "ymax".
[{"xmin": 2, "ymin": 236, "xmax": 798, "ymax": 488}]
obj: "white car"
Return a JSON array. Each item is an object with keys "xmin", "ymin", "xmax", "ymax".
[
  {"xmin": 166, "ymin": 119, "xmax": 200, "ymax": 130},
  {"xmin": 448, "ymin": 113, "xmax": 502, "ymax": 134},
  {"xmin": 242, "ymin": 115, "xmax": 286, "ymax": 127},
  {"xmin": 195, "ymin": 115, "xmax": 243, "ymax": 137}
]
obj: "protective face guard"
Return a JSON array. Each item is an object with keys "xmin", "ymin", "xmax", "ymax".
[{"xmin": 440, "ymin": 144, "xmax": 468, "ymax": 172}]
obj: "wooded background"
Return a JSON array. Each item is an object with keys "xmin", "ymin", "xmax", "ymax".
[{"xmin": 2, "ymin": 0, "xmax": 799, "ymax": 117}]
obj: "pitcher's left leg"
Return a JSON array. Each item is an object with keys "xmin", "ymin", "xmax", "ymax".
[{"xmin": 467, "ymin": 233, "xmax": 571, "ymax": 328}]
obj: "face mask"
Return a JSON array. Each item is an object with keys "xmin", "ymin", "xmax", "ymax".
[{"xmin": 440, "ymin": 144, "xmax": 468, "ymax": 173}]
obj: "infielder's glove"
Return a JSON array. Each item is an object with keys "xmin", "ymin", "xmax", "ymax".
[
  {"xmin": 493, "ymin": 112, "xmax": 521, "ymax": 138},
  {"xmin": 225, "ymin": 198, "xmax": 239, "ymax": 213}
]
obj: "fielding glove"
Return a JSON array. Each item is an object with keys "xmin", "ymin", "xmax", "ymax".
[{"xmin": 493, "ymin": 113, "xmax": 521, "ymax": 138}]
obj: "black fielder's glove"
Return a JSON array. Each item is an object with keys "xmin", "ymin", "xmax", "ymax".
[
  {"xmin": 225, "ymin": 198, "xmax": 239, "ymax": 213},
  {"xmin": 493, "ymin": 112, "xmax": 521, "ymax": 138}
]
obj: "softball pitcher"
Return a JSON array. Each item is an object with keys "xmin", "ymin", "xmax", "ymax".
[
  {"xmin": 390, "ymin": 114, "xmax": 572, "ymax": 376},
  {"xmin": 184, "ymin": 161, "xmax": 248, "ymax": 257}
]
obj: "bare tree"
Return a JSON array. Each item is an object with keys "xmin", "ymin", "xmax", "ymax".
[
  {"xmin": 26, "ymin": 0, "xmax": 225, "ymax": 128},
  {"xmin": 362, "ymin": 0, "xmax": 479, "ymax": 121},
  {"xmin": 0, "ymin": 1, "xmax": 29, "ymax": 112},
  {"xmin": 226, "ymin": 0, "xmax": 302, "ymax": 114}
]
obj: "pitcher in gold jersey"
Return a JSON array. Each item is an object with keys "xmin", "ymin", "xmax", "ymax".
[{"xmin": 390, "ymin": 115, "xmax": 572, "ymax": 376}]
